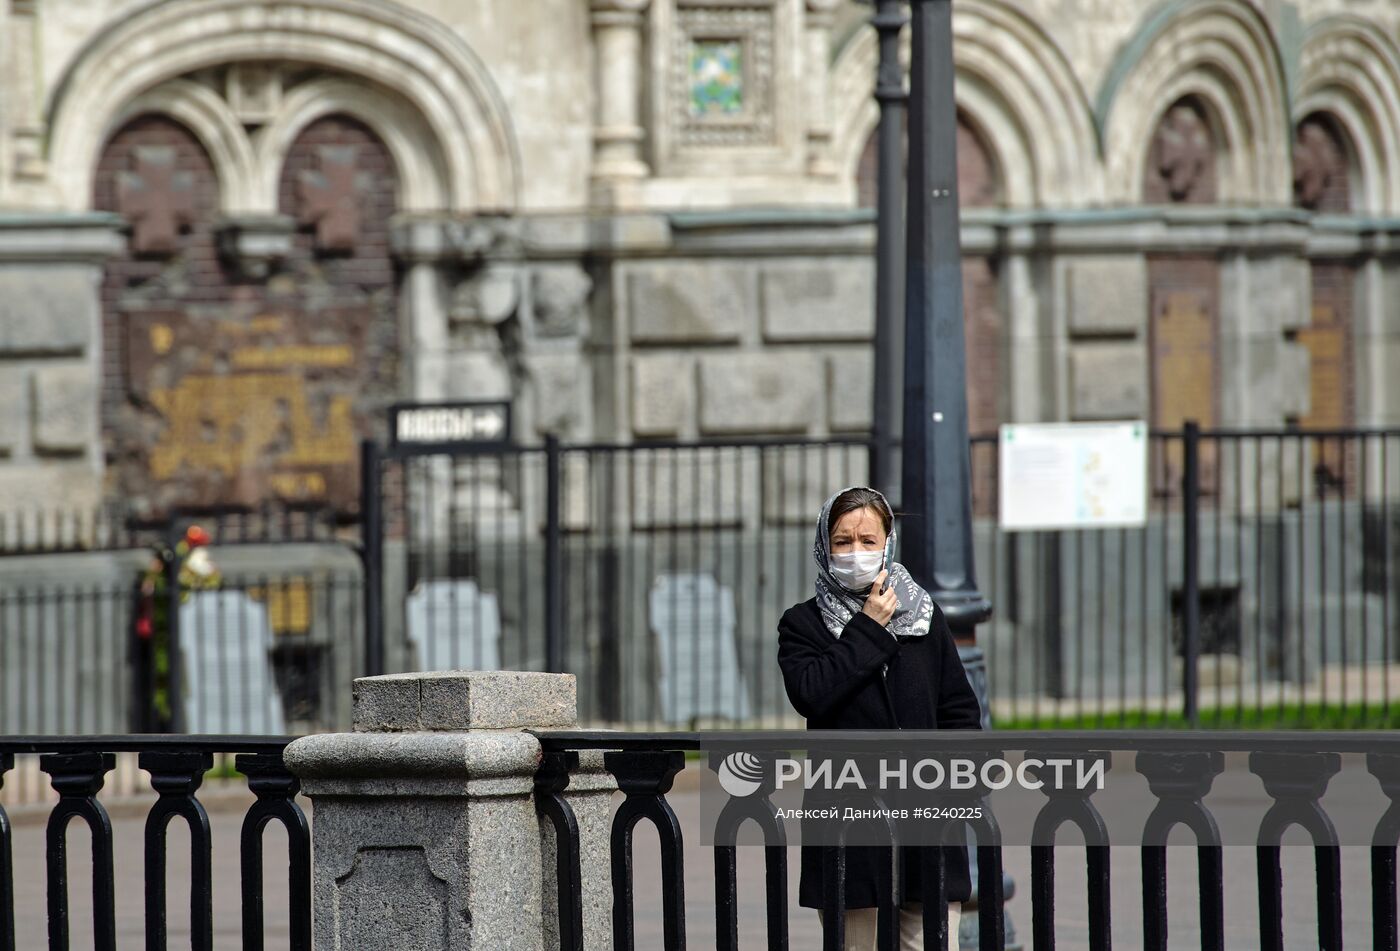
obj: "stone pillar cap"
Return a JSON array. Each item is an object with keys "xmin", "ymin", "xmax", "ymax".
[{"xmin": 352, "ymin": 669, "xmax": 577, "ymax": 732}]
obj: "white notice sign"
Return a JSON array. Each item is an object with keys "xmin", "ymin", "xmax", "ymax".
[
  {"xmin": 391, "ymin": 401, "xmax": 510, "ymax": 447},
  {"xmin": 999, "ymin": 421, "xmax": 1148, "ymax": 531}
]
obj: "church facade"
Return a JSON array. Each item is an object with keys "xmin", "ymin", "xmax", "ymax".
[{"xmin": 0, "ymin": 0, "xmax": 1398, "ymax": 521}]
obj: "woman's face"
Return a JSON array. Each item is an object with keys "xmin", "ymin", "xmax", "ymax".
[{"xmin": 828, "ymin": 505, "xmax": 888, "ymax": 555}]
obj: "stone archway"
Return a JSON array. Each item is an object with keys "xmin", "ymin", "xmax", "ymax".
[
  {"xmin": 1100, "ymin": 0, "xmax": 1291, "ymax": 205},
  {"xmin": 46, "ymin": 0, "xmax": 519, "ymax": 214},
  {"xmin": 832, "ymin": 0, "xmax": 1099, "ymax": 208}
]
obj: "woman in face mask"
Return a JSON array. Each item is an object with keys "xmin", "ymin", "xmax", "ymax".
[{"xmin": 777, "ymin": 486, "xmax": 983, "ymax": 951}]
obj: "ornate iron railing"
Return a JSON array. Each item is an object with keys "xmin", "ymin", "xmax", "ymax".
[
  {"xmin": 532, "ymin": 729, "xmax": 1400, "ymax": 951},
  {"xmin": 0, "ymin": 735, "xmax": 308, "ymax": 951}
]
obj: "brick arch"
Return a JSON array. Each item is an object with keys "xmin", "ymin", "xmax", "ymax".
[
  {"xmin": 95, "ymin": 113, "xmax": 401, "ymax": 517},
  {"xmin": 1298, "ymin": 16, "xmax": 1400, "ymax": 216},
  {"xmin": 277, "ymin": 115, "xmax": 400, "ymax": 277},
  {"xmin": 1101, "ymin": 0, "xmax": 1290, "ymax": 204},
  {"xmin": 94, "ymin": 113, "xmax": 223, "ymax": 503}
]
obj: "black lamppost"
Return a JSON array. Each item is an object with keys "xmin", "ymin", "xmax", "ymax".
[
  {"xmin": 880, "ymin": 4, "xmax": 1015, "ymax": 943},
  {"xmin": 899, "ymin": 0, "xmax": 992, "ymax": 671},
  {"xmin": 869, "ymin": 0, "xmax": 907, "ymax": 505}
]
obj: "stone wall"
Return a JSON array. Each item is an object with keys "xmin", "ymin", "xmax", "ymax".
[
  {"xmin": 0, "ymin": 217, "xmax": 116, "ymax": 519},
  {"xmin": 0, "ymin": 0, "xmax": 1398, "ymax": 521}
]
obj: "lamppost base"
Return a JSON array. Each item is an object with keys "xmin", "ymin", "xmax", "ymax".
[
  {"xmin": 931, "ymin": 589, "xmax": 993, "ymax": 636},
  {"xmin": 959, "ymin": 871, "xmax": 1022, "ymax": 951}
]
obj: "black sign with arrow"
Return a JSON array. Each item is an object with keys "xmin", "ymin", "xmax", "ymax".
[{"xmin": 388, "ymin": 401, "xmax": 511, "ymax": 450}]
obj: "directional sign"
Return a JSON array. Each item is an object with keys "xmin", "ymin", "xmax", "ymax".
[
  {"xmin": 390, "ymin": 401, "xmax": 511, "ymax": 449},
  {"xmin": 999, "ymin": 421, "xmax": 1148, "ymax": 531}
]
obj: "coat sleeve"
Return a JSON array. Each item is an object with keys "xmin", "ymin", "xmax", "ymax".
[
  {"xmin": 777, "ymin": 607, "xmax": 900, "ymax": 721},
  {"xmin": 933, "ymin": 605, "xmax": 984, "ymax": 730}
]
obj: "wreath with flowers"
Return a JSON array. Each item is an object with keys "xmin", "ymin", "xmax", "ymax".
[{"xmin": 136, "ymin": 525, "xmax": 222, "ymax": 724}]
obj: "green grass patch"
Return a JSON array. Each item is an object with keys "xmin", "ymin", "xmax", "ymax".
[
  {"xmin": 993, "ymin": 701, "xmax": 1400, "ymax": 731},
  {"xmin": 203, "ymin": 758, "xmax": 243, "ymax": 781}
]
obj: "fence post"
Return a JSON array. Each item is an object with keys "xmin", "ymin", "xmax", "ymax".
[
  {"xmin": 130, "ymin": 580, "xmax": 155, "ymax": 733},
  {"xmin": 360, "ymin": 439, "xmax": 385, "ymax": 677},
  {"xmin": 544, "ymin": 435, "xmax": 564, "ymax": 674},
  {"xmin": 284, "ymin": 670, "xmax": 615, "ymax": 950},
  {"xmin": 164, "ymin": 521, "xmax": 184, "ymax": 734},
  {"xmin": 1182, "ymin": 420, "xmax": 1201, "ymax": 728}
]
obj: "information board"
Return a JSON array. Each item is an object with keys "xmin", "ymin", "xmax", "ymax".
[{"xmin": 999, "ymin": 421, "xmax": 1148, "ymax": 531}]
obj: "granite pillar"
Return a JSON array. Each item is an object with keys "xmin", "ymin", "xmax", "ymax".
[{"xmin": 284, "ymin": 670, "xmax": 615, "ymax": 951}]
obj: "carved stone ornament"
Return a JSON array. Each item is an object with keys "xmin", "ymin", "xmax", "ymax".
[
  {"xmin": 224, "ymin": 63, "xmax": 283, "ymax": 126},
  {"xmin": 530, "ymin": 267, "xmax": 594, "ymax": 339},
  {"xmin": 450, "ymin": 266, "xmax": 521, "ymax": 327},
  {"xmin": 215, "ymin": 214, "xmax": 296, "ymax": 279},
  {"xmin": 1149, "ymin": 103, "xmax": 1213, "ymax": 204},
  {"xmin": 1293, "ymin": 119, "xmax": 1347, "ymax": 212}
]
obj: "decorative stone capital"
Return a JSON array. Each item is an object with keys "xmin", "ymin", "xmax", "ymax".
[
  {"xmin": 351, "ymin": 670, "xmax": 578, "ymax": 732},
  {"xmin": 390, "ymin": 215, "xmax": 521, "ymax": 264},
  {"xmin": 590, "ymin": 0, "xmax": 650, "ymax": 27},
  {"xmin": 451, "ymin": 264, "xmax": 522, "ymax": 327},
  {"xmin": 215, "ymin": 214, "xmax": 295, "ymax": 279}
]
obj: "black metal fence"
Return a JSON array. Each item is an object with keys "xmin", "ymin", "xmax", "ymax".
[
  {"xmin": 5, "ymin": 426, "xmax": 1400, "ymax": 733},
  {"xmin": 366, "ymin": 435, "xmax": 884, "ymax": 726},
  {"xmin": 0, "ymin": 510, "xmax": 364, "ymax": 736},
  {"xmin": 535, "ymin": 728, "xmax": 1400, "ymax": 951},
  {"xmin": 981, "ymin": 426, "xmax": 1400, "ymax": 729},
  {"xmin": 0, "ymin": 573, "xmax": 363, "ymax": 736},
  {"xmin": 0, "ymin": 735, "xmax": 307, "ymax": 951},
  {"xmin": 368, "ymin": 426, "xmax": 1400, "ymax": 730},
  {"xmin": 7, "ymin": 729, "xmax": 1399, "ymax": 949}
]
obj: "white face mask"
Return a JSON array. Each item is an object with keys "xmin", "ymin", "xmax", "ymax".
[{"xmin": 828, "ymin": 549, "xmax": 884, "ymax": 592}]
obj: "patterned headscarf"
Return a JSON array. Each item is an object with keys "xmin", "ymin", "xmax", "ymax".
[{"xmin": 813, "ymin": 486, "xmax": 935, "ymax": 639}]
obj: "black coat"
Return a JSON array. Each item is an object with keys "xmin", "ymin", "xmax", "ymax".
[{"xmin": 777, "ymin": 597, "xmax": 983, "ymax": 908}]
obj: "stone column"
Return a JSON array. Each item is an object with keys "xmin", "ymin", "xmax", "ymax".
[
  {"xmin": 5, "ymin": 1, "xmax": 47, "ymax": 185},
  {"xmin": 803, "ymin": 0, "xmax": 841, "ymax": 178},
  {"xmin": 590, "ymin": 0, "xmax": 651, "ymax": 195},
  {"xmin": 284, "ymin": 670, "xmax": 614, "ymax": 951}
]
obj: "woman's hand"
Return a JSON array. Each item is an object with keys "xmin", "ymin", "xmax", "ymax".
[{"xmin": 860, "ymin": 570, "xmax": 897, "ymax": 627}]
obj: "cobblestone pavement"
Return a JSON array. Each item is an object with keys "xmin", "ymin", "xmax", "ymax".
[{"xmin": 7, "ymin": 774, "xmax": 1378, "ymax": 950}]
